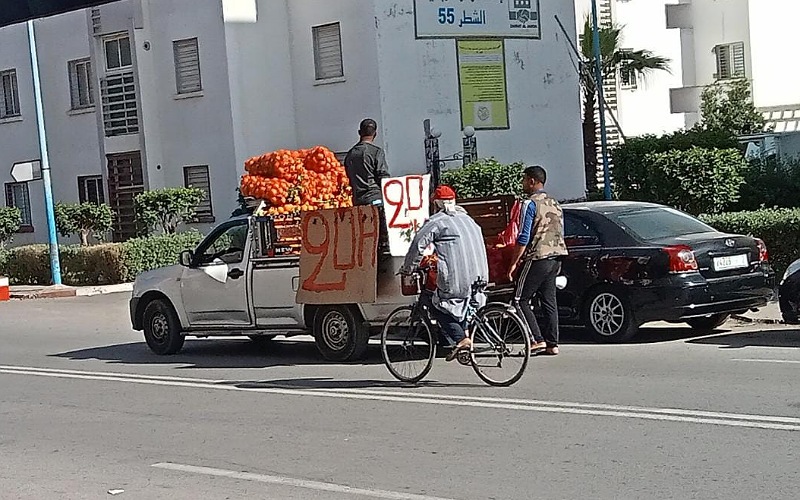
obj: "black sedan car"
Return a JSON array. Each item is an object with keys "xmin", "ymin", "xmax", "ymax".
[
  {"xmin": 779, "ymin": 259, "xmax": 800, "ymax": 324},
  {"xmin": 529, "ymin": 202, "xmax": 775, "ymax": 342}
]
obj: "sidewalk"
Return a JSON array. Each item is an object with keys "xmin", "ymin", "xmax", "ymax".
[{"xmin": 9, "ymin": 283, "xmax": 133, "ymax": 300}]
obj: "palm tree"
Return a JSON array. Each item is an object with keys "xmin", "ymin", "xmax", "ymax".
[{"xmin": 579, "ymin": 14, "xmax": 670, "ymax": 195}]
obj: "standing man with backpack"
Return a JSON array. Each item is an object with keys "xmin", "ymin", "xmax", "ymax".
[{"xmin": 507, "ymin": 166, "xmax": 568, "ymax": 356}]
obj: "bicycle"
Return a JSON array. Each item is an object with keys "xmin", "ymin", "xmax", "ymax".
[{"xmin": 381, "ymin": 269, "xmax": 532, "ymax": 387}]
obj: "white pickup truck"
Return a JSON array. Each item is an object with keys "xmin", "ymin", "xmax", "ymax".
[{"xmin": 129, "ymin": 215, "xmax": 408, "ymax": 361}]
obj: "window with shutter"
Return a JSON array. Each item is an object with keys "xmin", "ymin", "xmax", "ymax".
[
  {"xmin": 619, "ymin": 49, "xmax": 637, "ymax": 90},
  {"xmin": 68, "ymin": 59, "xmax": 95, "ymax": 110},
  {"xmin": 714, "ymin": 42, "xmax": 746, "ymax": 80},
  {"xmin": 5, "ymin": 182, "xmax": 33, "ymax": 229},
  {"xmin": 312, "ymin": 23, "xmax": 344, "ymax": 81},
  {"xmin": 183, "ymin": 165, "xmax": 214, "ymax": 222},
  {"xmin": 1, "ymin": 69, "xmax": 21, "ymax": 119},
  {"xmin": 173, "ymin": 38, "xmax": 202, "ymax": 94}
]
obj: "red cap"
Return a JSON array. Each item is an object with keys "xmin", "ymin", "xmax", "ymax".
[{"xmin": 433, "ymin": 185, "xmax": 457, "ymax": 201}]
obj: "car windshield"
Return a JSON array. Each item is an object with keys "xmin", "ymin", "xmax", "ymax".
[{"xmin": 606, "ymin": 207, "xmax": 715, "ymax": 241}]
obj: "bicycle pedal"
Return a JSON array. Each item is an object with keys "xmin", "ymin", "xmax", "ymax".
[{"xmin": 456, "ymin": 350, "xmax": 471, "ymax": 366}]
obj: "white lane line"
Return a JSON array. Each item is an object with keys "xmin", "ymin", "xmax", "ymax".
[
  {"xmin": 2, "ymin": 365, "xmax": 799, "ymax": 431},
  {"xmin": 152, "ymin": 462, "xmax": 455, "ymax": 500},
  {"xmin": 732, "ymin": 358, "xmax": 800, "ymax": 365}
]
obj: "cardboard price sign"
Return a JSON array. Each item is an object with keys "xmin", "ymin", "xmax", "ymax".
[
  {"xmin": 296, "ymin": 206, "xmax": 380, "ymax": 304},
  {"xmin": 381, "ymin": 174, "xmax": 431, "ymax": 257}
]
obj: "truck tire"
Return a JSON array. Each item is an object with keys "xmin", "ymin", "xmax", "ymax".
[
  {"xmin": 143, "ymin": 299, "xmax": 185, "ymax": 355},
  {"xmin": 313, "ymin": 306, "xmax": 369, "ymax": 362}
]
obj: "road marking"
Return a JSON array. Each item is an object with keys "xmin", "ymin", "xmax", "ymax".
[
  {"xmin": 732, "ymin": 358, "xmax": 800, "ymax": 365},
  {"xmin": 152, "ymin": 462, "xmax": 455, "ymax": 500},
  {"xmin": 2, "ymin": 364, "xmax": 799, "ymax": 432}
]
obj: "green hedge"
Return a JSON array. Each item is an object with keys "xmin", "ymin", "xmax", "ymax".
[
  {"xmin": 441, "ymin": 158, "xmax": 525, "ymax": 198},
  {"xmin": 0, "ymin": 231, "xmax": 204, "ymax": 285},
  {"xmin": 700, "ymin": 208, "xmax": 800, "ymax": 276}
]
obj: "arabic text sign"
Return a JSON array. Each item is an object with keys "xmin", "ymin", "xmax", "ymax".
[
  {"xmin": 414, "ymin": 0, "xmax": 541, "ymax": 39},
  {"xmin": 296, "ymin": 206, "xmax": 379, "ymax": 304},
  {"xmin": 458, "ymin": 40, "xmax": 509, "ymax": 129},
  {"xmin": 381, "ymin": 174, "xmax": 431, "ymax": 257}
]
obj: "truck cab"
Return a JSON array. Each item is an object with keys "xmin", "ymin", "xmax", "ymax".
[{"xmin": 130, "ymin": 215, "xmax": 408, "ymax": 361}]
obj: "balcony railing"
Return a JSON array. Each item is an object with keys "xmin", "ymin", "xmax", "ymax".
[{"xmin": 101, "ymin": 71, "xmax": 139, "ymax": 137}]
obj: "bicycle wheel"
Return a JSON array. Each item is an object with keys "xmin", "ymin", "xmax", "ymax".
[
  {"xmin": 381, "ymin": 305, "xmax": 436, "ymax": 383},
  {"xmin": 469, "ymin": 303, "xmax": 531, "ymax": 387}
]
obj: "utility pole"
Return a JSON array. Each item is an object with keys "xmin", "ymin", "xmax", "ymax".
[
  {"xmin": 591, "ymin": 0, "xmax": 613, "ymax": 201},
  {"xmin": 26, "ymin": 20, "xmax": 62, "ymax": 285}
]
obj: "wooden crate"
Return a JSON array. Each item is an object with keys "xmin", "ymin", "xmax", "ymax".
[{"xmin": 459, "ymin": 195, "xmax": 516, "ymax": 242}]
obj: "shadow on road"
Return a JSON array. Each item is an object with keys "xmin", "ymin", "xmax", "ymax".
[
  {"xmin": 686, "ymin": 328, "xmax": 800, "ymax": 349},
  {"xmin": 51, "ymin": 338, "xmax": 386, "ymax": 369},
  {"xmin": 218, "ymin": 377, "xmax": 482, "ymax": 390},
  {"xmin": 558, "ymin": 324, "xmax": 724, "ymax": 345}
]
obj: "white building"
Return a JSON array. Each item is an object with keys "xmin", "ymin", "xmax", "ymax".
[
  {"xmin": 1, "ymin": 0, "xmax": 585, "ymax": 245},
  {"xmin": 575, "ymin": 0, "xmax": 800, "ymax": 145}
]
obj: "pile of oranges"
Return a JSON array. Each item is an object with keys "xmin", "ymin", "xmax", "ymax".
[{"xmin": 240, "ymin": 146, "xmax": 353, "ymax": 216}]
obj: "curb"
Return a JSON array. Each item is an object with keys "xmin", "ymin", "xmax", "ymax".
[{"xmin": 10, "ymin": 283, "xmax": 133, "ymax": 300}]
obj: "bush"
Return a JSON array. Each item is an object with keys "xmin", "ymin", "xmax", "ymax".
[
  {"xmin": 135, "ymin": 187, "xmax": 205, "ymax": 235},
  {"xmin": 0, "ymin": 248, "xmax": 10, "ymax": 277},
  {"xmin": 441, "ymin": 158, "xmax": 525, "ymax": 198},
  {"xmin": 0, "ymin": 206, "xmax": 22, "ymax": 249},
  {"xmin": 613, "ymin": 146, "xmax": 747, "ymax": 215},
  {"xmin": 700, "ymin": 208, "xmax": 800, "ymax": 277},
  {"xmin": 55, "ymin": 202, "xmax": 114, "ymax": 246},
  {"xmin": 731, "ymin": 157, "xmax": 800, "ymax": 211},
  {"xmin": 3, "ymin": 231, "xmax": 205, "ymax": 285},
  {"xmin": 120, "ymin": 230, "xmax": 204, "ymax": 280}
]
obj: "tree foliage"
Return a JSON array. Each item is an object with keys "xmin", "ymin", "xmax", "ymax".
[
  {"xmin": 55, "ymin": 202, "xmax": 114, "ymax": 246},
  {"xmin": 0, "ymin": 206, "xmax": 22, "ymax": 249},
  {"xmin": 579, "ymin": 14, "xmax": 670, "ymax": 194},
  {"xmin": 440, "ymin": 159, "xmax": 524, "ymax": 198},
  {"xmin": 699, "ymin": 79, "xmax": 767, "ymax": 136},
  {"xmin": 135, "ymin": 187, "xmax": 204, "ymax": 235}
]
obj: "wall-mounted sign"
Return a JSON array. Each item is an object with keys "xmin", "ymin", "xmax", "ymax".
[
  {"xmin": 414, "ymin": 0, "xmax": 541, "ymax": 39},
  {"xmin": 457, "ymin": 40, "xmax": 509, "ymax": 130}
]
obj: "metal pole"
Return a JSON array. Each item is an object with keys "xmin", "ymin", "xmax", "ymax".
[
  {"xmin": 591, "ymin": 0, "xmax": 613, "ymax": 201},
  {"xmin": 26, "ymin": 20, "xmax": 62, "ymax": 285}
]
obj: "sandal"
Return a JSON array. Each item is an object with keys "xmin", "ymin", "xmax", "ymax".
[{"xmin": 446, "ymin": 340, "xmax": 471, "ymax": 362}]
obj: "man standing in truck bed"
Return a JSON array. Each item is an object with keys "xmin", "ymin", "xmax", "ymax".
[{"xmin": 345, "ymin": 118, "xmax": 390, "ymax": 252}]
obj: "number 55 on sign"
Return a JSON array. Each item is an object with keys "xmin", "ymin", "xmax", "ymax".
[{"xmin": 381, "ymin": 174, "xmax": 431, "ymax": 257}]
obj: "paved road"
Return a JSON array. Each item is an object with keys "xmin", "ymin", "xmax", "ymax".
[{"xmin": 1, "ymin": 293, "xmax": 799, "ymax": 499}]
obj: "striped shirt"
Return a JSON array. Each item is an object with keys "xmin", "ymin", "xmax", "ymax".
[{"xmin": 401, "ymin": 206, "xmax": 489, "ymax": 320}]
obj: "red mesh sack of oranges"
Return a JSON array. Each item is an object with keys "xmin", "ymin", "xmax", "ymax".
[{"xmin": 239, "ymin": 145, "xmax": 353, "ymax": 216}]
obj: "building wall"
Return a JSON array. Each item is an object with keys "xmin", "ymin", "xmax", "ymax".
[
  {"xmin": 612, "ymin": 0, "xmax": 685, "ymax": 136},
  {"xmin": 748, "ymin": 0, "xmax": 800, "ymax": 108},
  {"xmin": 373, "ymin": 0, "xmax": 585, "ymax": 200},
  {"xmin": 223, "ymin": 0, "xmax": 299, "ymax": 177},
  {"xmin": 134, "ymin": 0, "xmax": 239, "ymax": 222}
]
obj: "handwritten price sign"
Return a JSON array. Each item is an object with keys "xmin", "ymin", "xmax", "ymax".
[
  {"xmin": 381, "ymin": 174, "xmax": 431, "ymax": 257},
  {"xmin": 296, "ymin": 205, "xmax": 380, "ymax": 305}
]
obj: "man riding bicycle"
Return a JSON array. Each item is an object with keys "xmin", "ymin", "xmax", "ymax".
[{"xmin": 399, "ymin": 185, "xmax": 489, "ymax": 361}]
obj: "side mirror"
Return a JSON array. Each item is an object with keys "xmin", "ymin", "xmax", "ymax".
[{"xmin": 179, "ymin": 250, "xmax": 193, "ymax": 267}]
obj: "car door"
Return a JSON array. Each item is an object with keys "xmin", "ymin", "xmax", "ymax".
[
  {"xmin": 180, "ymin": 219, "xmax": 252, "ymax": 327},
  {"xmin": 561, "ymin": 212, "xmax": 604, "ymax": 321}
]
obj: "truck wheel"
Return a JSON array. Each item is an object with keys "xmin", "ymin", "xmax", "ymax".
[
  {"xmin": 686, "ymin": 314, "xmax": 729, "ymax": 331},
  {"xmin": 313, "ymin": 306, "xmax": 369, "ymax": 362},
  {"xmin": 583, "ymin": 286, "xmax": 639, "ymax": 343},
  {"xmin": 143, "ymin": 299, "xmax": 185, "ymax": 355}
]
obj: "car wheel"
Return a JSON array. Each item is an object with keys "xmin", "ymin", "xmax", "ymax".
[
  {"xmin": 583, "ymin": 287, "xmax": 639, "ymax": 343},
  {"xmin": 686, "ymin": 314, "xmax": 730, "ymax": 331},
  {"xmin": 143, "ymin": 299, "xmax": 185, "ymax": 355},
  {"xmin": 313, "ymin": 306, "xmax": 369, "ymax": 362}
]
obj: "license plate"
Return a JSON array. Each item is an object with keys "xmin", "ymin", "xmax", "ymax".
[{"xmin": 713, "ymin": 254, "xmax": 749, "ymax": 272}]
